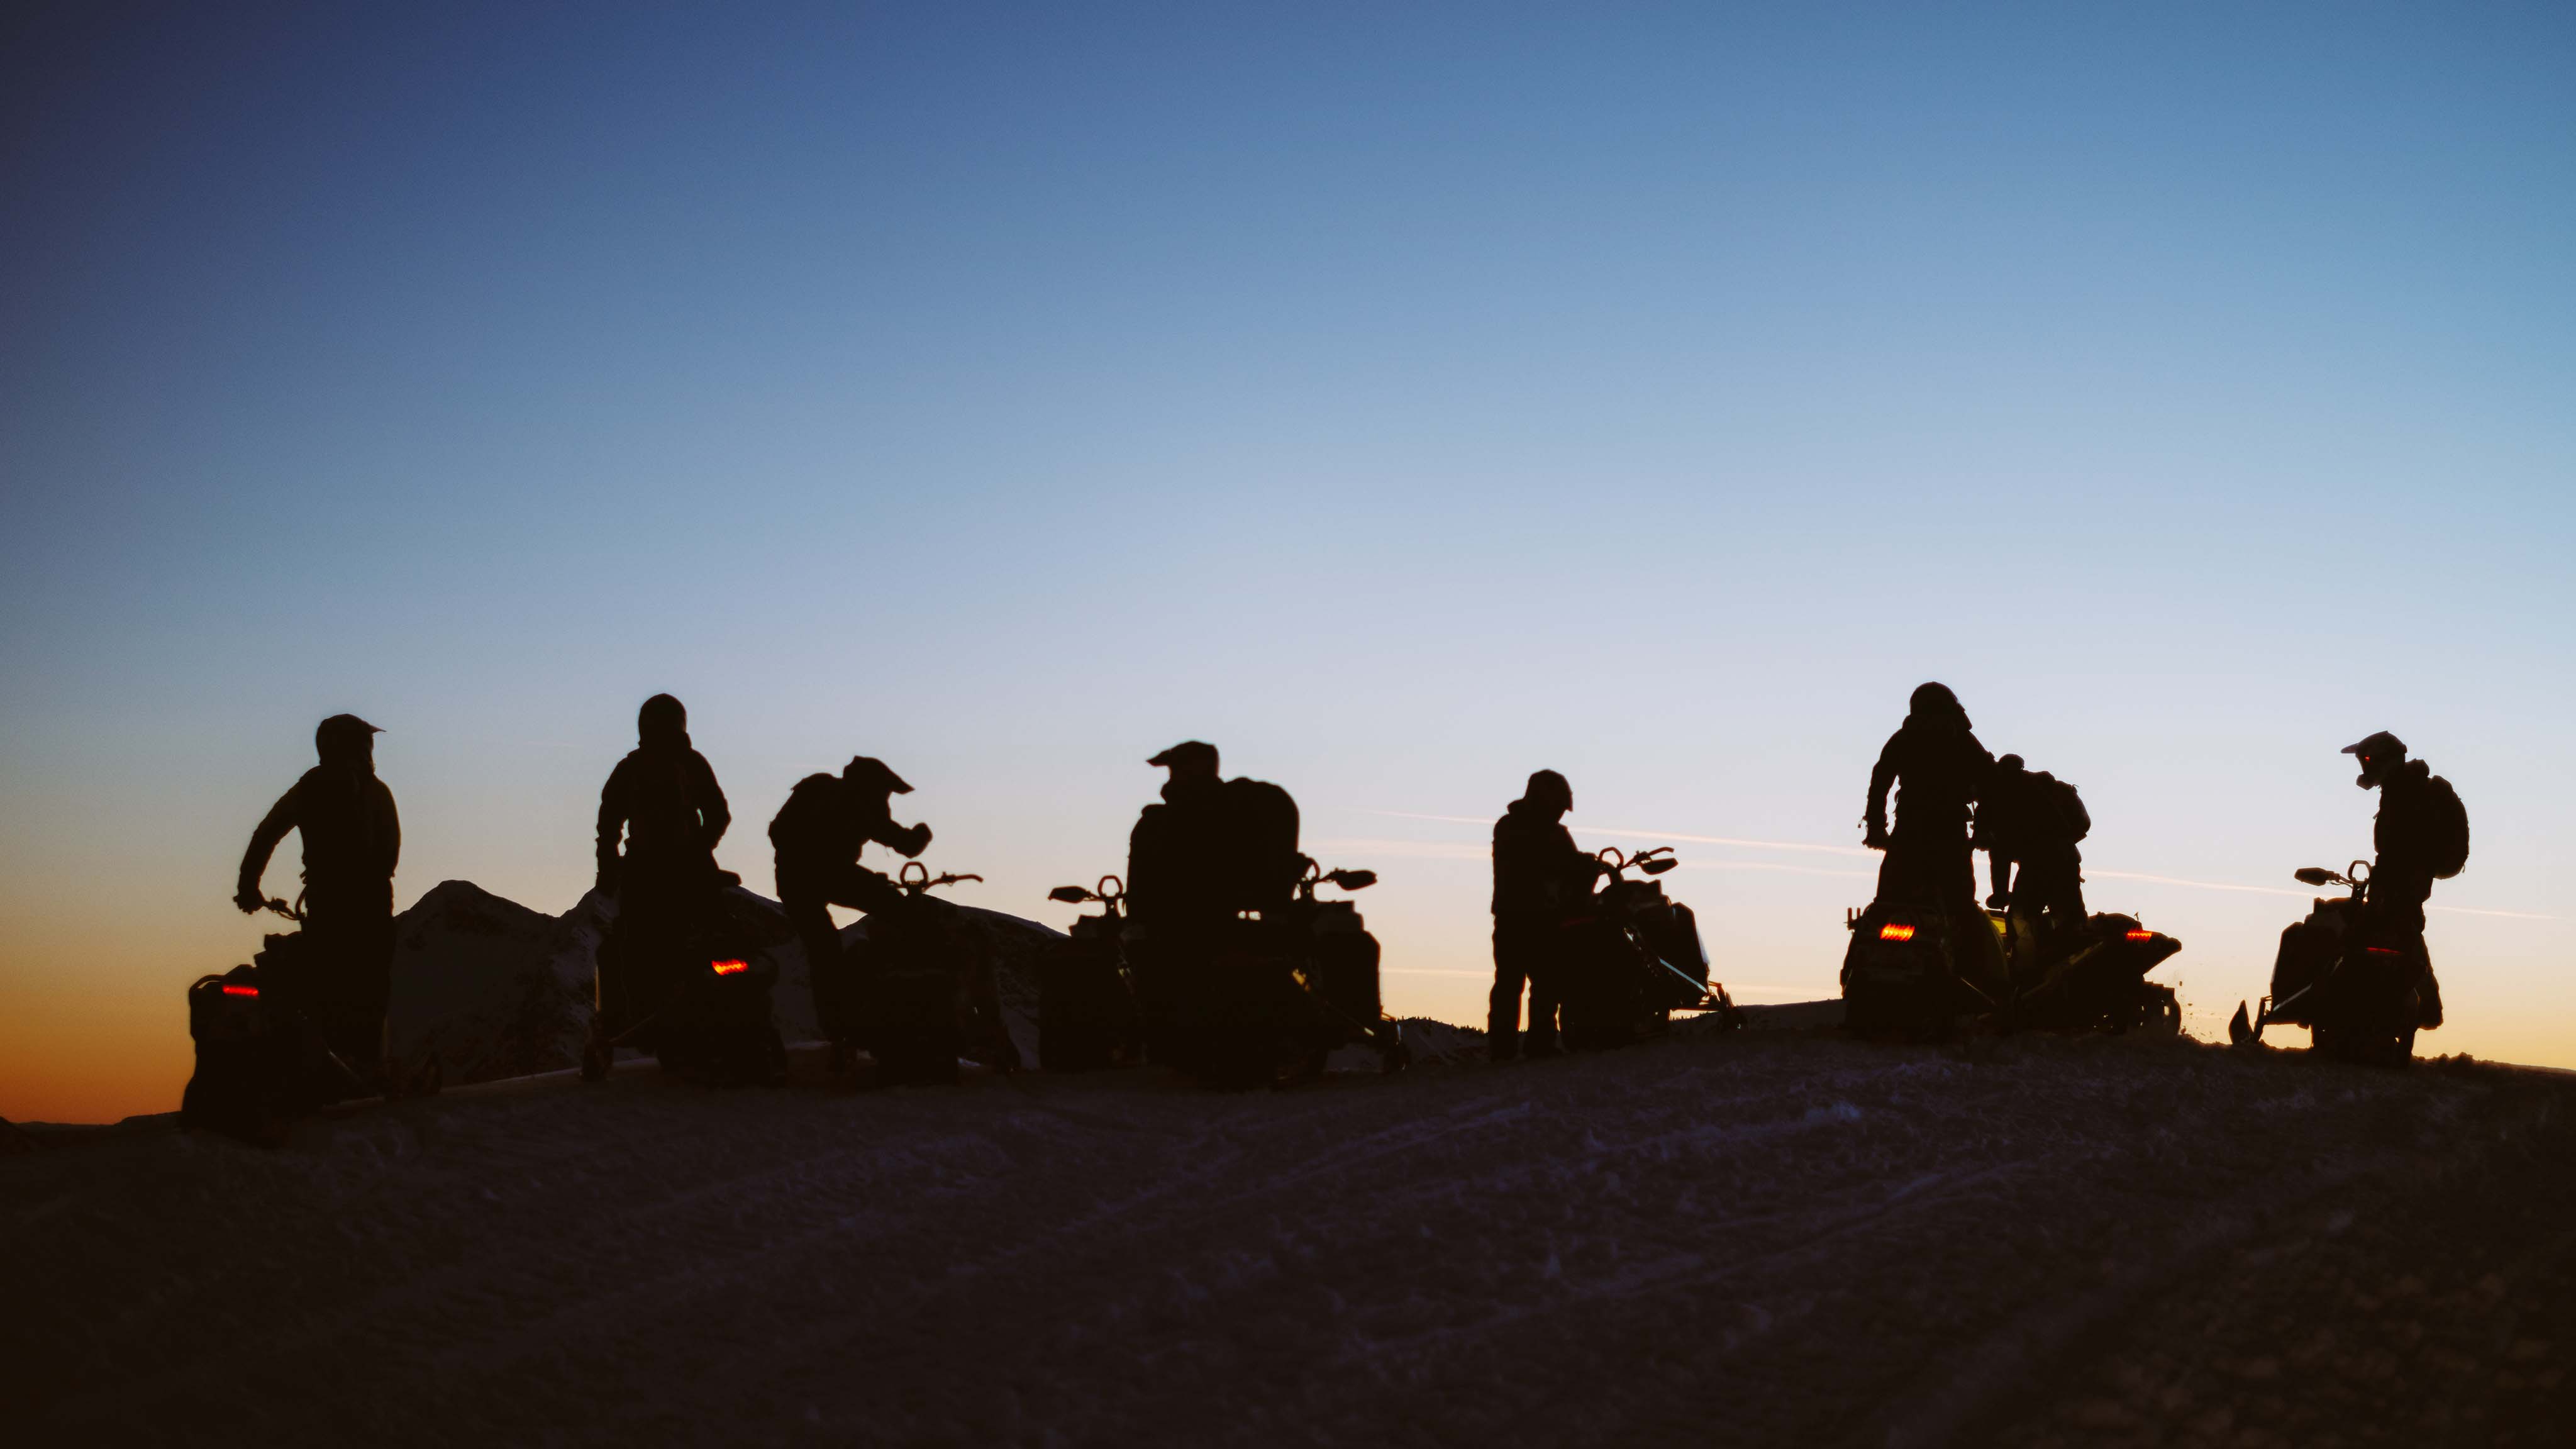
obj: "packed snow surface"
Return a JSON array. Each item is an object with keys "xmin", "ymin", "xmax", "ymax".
[{"xmin": 9, "ymin": 1026, "xmax": 2573, "ymax": 1446}]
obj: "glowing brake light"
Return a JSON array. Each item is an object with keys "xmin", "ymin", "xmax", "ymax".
[
  {"xmin": 221, "ymin": 984, "xmax": 259, "ymax": 997},
  {"xmin": 2125, "ymin": 929, "xmax": 2155, "ymax": 942},
  {"xmin": 711, "ymin": 958, "xmax": 748, "ymax": 976},
  {"xmin": 2365, "ymin": 947, "xmax": 2400, "ymax": 957},
  {"xmin": 1879, "ymin": 923, "xmax": 1916, "ymax": 942}
]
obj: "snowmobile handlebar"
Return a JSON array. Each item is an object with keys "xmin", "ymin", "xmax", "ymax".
[
  {"xmin": 1595, "ymin": 845, "xmax": 1679, "ymax": 879},
  {"xmin": 1046, "ymin": 874, "xmax": 1126, "ymax": 907},
  {"xmin": 1296, "ymin": 856, "xmax": 1377, "ymax": 899},
  {"xmin": 262, "ymin": 896, "xmax": 303, "ymax": 922},
  {"xmin": 898, "ymin": 861, "xmax": 984, "ymax": 894},
  {"xmin": 2292, "ymin": 860, "xmax": 2372, "ymax": 896}
]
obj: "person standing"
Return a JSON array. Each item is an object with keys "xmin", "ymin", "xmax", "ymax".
[
  {"xmin": 1489, "ymin": 770, "xmax": 1602, "ymax": 1061},
  {"xmin": 2342, "ymin": 731, "xmax": 2467, "ymax": 937},
  {"xmin": 595, "ymin": 693, "xmax": 730, "ymax": 899},
  {"xmin": 592, "ymin": 694, "xmax": 731, "ymax": 1045},
  {"xmin": 236, "ymin": 713, "xmax": 401, "ymax": 1089},
  {"xmin": 1862, "ymin": 682, "xmax": 1996, "ymax": 914}
]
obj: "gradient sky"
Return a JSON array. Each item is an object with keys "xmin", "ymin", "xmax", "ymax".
[{"xmin": 4, "ymin": 3, "xmax": 2570, "ymax": 1123}]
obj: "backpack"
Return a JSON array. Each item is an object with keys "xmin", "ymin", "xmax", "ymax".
[
  {"xmin": 768, "ymin": 774, "xmax": 843, "ymax": 860},
  {"xmin": 2051, "ymin": 779, "xmax": 2091, "ymax": 845},
  {"xmin": 2425, "ymin": 775, "xmax": 2470, "ymax": 879},
  {"xmin": 1220, "ymin": 778, "xmax": 1302, "ymax": 909}
]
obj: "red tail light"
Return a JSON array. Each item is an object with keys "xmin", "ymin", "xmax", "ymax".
[
  {"xmin": 711, "ymin": 958, "xmax": 748, "ymax": 976},
  {"xmin": 2365, "ymin": 947, "xmax": 2400, "ymax": 957},
  {"xmin": 2125, "ymin": 929, "xmax": 2155, "ymax": 942},
  {"xmin": 221, "ymin": 984, "xmax": 259, "ymax": 997},
  {"xmin": 1879, "ymin": 923, "xmax": 1916, "ymax": 942}
]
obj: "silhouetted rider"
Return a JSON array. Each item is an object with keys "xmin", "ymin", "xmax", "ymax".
[
  {"xmin": 769, "ymin": 756, "xmax": 932, "ymax": 1038},
  {"xmin": 594, "ymin": 692, "xmax": 731, "ymax": 1018},
  {"xmin": 1124, "ymin": 741, "xmax": 1302, "ymax": 1061},
  {"xmin": 596, "ymin": 694, "xmax": 730, "ymax": 897},
  {"xmin": 1863, "ymin": 682, "xmax": 1996, "ymax": 912},
  {"xmin": 1489, "ymin": 769, "xmax": 1604, "ymax": 1061},
  {"xmin": 2344, "ymin": 731, "xmax": 2465, "ymax": 1031},
  {"xmin": 236, "ymin": 713, "xmax": 401, "ymax": 1087},
  {"xmin": 1976, "ymin": 753, "xmax": 2089, "ymax": 930},
  {"xmin": 1129, "ymin": 740, "xmax": 1304, "ymax": 919},
  {"xmin": 2344, "ymin": 731, "xmax": 2461, "ymax": 936},
  {"xmin": 1126, "ymin": 741, "xmax": 1230, "ymax": 936}
]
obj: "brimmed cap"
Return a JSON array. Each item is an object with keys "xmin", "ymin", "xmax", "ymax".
[
  {"xmin": 1147, "ymin": 740, "xmax": 1218, "ymax": 770},
  {"xmin": 2341, "ymin": 731, "xmax": 2407, "ymax": 760},
  {"xmin": 316, "ymin": 714, "xmax": 381, "ymax": 745},
  {"xmin": 841, "ymin": 756, "xmax": 913, "ymax": 794}
]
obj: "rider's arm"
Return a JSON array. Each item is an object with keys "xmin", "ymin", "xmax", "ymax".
[
  {"xmin": 869, "ymin": 818, "xmax": 931, "ymax": 859},
  {"xmin": 236, "ymin": 780, "xmax": 303, "ymax": 909},
  {"xmin": 691, "ymin": 752, "xmax": 731, "ymax": 852},
  {"xmin": 1126, "ymin": 807, "xmax": 1166, "ymax": 917},
  {"xmin": 1865, "ymin": 741, "xmax": 1897, "ymax": 844},
  {"xmin": 595, "ymin": 760, "xmax": 631, "ymax": 880},
  {"xmin": 382, "ymin": 781, "xmax": 402, "ymax": 879},
  {"xmin": 852, "ymin": 867, "xmax": 912, "ymax": 916}
]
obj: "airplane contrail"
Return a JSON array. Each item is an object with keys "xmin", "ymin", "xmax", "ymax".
[
  {"xmin": 1360, "ymin": 809, "xmax": 1875, "ymax": 857},
  {"xmin": 1350, "ymin": 808, "xmax": 2553, "ymax": 919}
]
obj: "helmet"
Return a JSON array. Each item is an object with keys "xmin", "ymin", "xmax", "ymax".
[
  {"xmin": 1907, "ymin": 682, "xmax": 1970, "ymax": 731},
  {"xmin": 638, "ymin": 694, "xmax": 687, "ymax": 743},
  {"xmin": 2342, "ymin": 730, "xmax": 2407, "ymax": 787},
  {"xmin": 314, "ymin": 714, "xmax": 380, "ymax": 758},
  {"xmin": 1521, "ymin": 769, "xmax": 1572, "ymax": 813},
  {"xmin": 841, "ymin": 755, "xmax": 914, "ymax": 796},
  {"xmin": 1147, "ymin": 740, "xmax": 1219, "ymax": 773}
]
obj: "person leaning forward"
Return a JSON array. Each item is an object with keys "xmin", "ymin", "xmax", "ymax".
[
  {"xmin": 769, "ymin": 756, "xmax": 931, "ymax": 1048},
  {"xmin": 236, "ymin": 713, "xmax": 401, "ymax": 1091},
  {"xmin": 1490, "ymin": 769, "xmax": 1604, "ymax": 1062}
]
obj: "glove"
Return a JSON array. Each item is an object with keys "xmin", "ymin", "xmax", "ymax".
[
  {"xmin": 892, "ymin": 821, "xmax": 933, "ymax": 858},
  {"xmin": 234, "ymin": 884, "xmax": 265, "ymax": 914},
  {"xmin": 1862, "ymin": 821, "xmax": 1890, "ymax": 852}
]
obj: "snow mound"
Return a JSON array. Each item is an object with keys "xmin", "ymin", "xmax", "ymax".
[{"xmin": 386, "ymin": 881, "xmax": 1064, "ymax": 1088}]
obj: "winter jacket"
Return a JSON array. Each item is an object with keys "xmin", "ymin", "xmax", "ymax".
[{"xmin": 238, "ymin": 765, "xmax": 401, "ymax": 906}]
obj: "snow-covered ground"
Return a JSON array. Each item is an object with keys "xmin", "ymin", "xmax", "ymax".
[{"xmin": 8, "ymin": 1023, "xmax": 2572, "ymax": 1446}]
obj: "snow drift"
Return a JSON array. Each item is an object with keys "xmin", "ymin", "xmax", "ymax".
[{"xmin": 380, "ymin": 879, "xmax": 1065, "ymax": 1085}]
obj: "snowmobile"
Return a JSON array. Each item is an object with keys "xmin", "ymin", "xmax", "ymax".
[
  {"xmin": 583, "ymin": 870, "xmax": 787, "ymax": 1087},
  {"xmin": 1840, "ymin": 890, "xmax": 2009, "ymax": 1041},
  {"xmin": 1141, "ymin": 857, "xmax": 1397, "ymax": 1088},
  {"xmin": 2227, "ymin": 860, "xmax": 2440, "ymax": 1067},
  {"xmin": 1558, "ymin": 847, "xmax": 1740, "ymax": 1051},
  {"xmin": 1997, "ymin": 908, "xmax": 2184, "ymax": 1036},
  {"xmin": 1039, "ymin": 875, "xmax": 1143, "ymax": 1072},
  {"xmin": 851, "ymin": 860, "xmax": 1013, "ymax": 1086},
  {"xmin": 183, "ymin": 896, "xmax": 438, "ymax": 1145},
  {"xmin": 1279, "ymin": 857, "xmax": 1411, "ymax": 1074}
]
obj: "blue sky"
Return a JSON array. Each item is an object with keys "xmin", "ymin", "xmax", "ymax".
[{"xmin": 3, "ymin": 2, "xmax": 2570, "ymax": 1120}]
